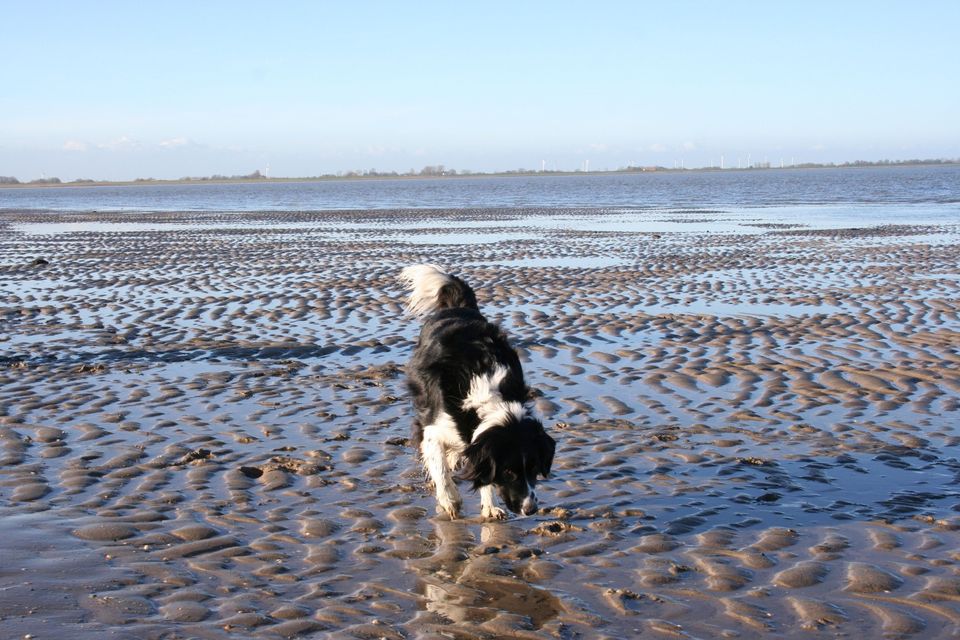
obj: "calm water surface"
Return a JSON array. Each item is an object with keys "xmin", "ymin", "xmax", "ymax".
[{"xmin": 2, "ymin": 165, "xmax": 959, "ymax": 213}]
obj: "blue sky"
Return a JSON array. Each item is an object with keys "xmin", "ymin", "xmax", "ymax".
[{"xmin": 1, "ymin": 1, "xmax": 957, "ymax": 180}]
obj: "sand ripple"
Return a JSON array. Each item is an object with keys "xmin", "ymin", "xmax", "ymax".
[{"xmin": 2, "ymin": 208, "xmax": 959, "ymax": 638}]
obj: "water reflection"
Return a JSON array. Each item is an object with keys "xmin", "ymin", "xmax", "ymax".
[{"xmin": 412, "ymin": 518, "xmax": 561, "ymax": 631}]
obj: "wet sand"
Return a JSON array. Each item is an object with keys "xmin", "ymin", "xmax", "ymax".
[{"xmin": 1, "ymin": 207, "xmax": 959, "ymax": 638}]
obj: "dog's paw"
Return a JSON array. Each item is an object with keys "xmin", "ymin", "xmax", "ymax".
[
  {"xmin": 437, "ymin": 500, "xmax": 462, "ymax": 520},
  {"xmin": 481, "ymin": 505, "xmax": 508, "ymax": 520}
]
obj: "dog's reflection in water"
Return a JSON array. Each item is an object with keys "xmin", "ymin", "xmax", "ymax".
[{"xmin": 412, "ymin": 519, "xmax": 561, "ymax": 629}]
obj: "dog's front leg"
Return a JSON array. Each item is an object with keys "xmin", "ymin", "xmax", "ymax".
[
  {"xmin": 421, "ymin": 434, "xmax": 462, "ymax": 519},
  {"xmin": 480, "ymin": 485, "xmax": 507, "ymax": 520}
]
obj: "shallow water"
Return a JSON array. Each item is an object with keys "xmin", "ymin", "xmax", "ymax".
[{"xmin": 2, "ymin": 164, "xmax": 960, "ymax": 212}]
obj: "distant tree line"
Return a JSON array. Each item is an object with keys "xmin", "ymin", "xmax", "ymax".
[
  {"xmin": 0, "ymin": 170, "xmax": 270, "ymax": 185},
  {"xmin": 338, "ymin": 165, "xmax": 456, "ymax": 177},
  {"xmin": 1, "ymin": 176, "xmax": 99, "ymax": 184},
  {"xmin": 174, "ymin": 170, "xmax": 266, "ymax": 181},
  {"xmin": 791, "ymin": 158, "xmax": 960, "ymax": 169},
  {"xmin": 2, "ymin": 158, "xmax": 958, "ymax": 186}
]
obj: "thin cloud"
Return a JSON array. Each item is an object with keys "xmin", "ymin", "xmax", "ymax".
[
  {"xmin": 158, "ymin": 136, "xmax": 192, "ymax": 149},
  {"xmin": 97, "ymin": 136, "xmax": 140, "ymax": 151},
  {"xmin": 63, "ymin": 140, "xmax": 88, "ymax": 152}
]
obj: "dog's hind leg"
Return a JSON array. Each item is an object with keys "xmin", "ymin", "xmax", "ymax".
[
  {"xmin": 480, "ymin": 485, "xmax": 507, "ymax": 520},
  {"xmin": 421, "ymin": 426, "xmax": 462, "ymax": 520}
]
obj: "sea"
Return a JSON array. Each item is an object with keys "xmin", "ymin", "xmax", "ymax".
[{"xmin": 1, "ymin": 165, "xmax": 959, "ymax": 215}]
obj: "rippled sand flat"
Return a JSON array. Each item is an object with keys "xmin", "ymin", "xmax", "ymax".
[{"xmin": 2, "ymin": 207, "xmax": 959, "ymax": 639}]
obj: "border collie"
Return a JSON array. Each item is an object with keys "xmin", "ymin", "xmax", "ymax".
[{"xmin": 399, "ymin": 264, "xmax": 556, "ymax": 520}]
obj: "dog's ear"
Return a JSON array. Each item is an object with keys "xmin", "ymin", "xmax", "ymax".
[
  {"xmin": 537, "ymin": 431, "xmax": 556, "ymax": 478},
  {"xmin": 459, "ymin": 440, "xmax": 496, "ymax": 489}
]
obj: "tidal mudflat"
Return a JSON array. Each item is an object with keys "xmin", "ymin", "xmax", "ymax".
[{"xmin": 2, "ymin": 206, "xmax": 959, "ymax": 639}]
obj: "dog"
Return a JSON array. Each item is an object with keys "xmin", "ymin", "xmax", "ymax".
[{"xmin": 399, "ymin": 264, "xmax": 556, "ymax": 520}]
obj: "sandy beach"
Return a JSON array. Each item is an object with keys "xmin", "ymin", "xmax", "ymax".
[{"xmin": 2, "ymin": 206, "xmax": 959, "ymax": 639}]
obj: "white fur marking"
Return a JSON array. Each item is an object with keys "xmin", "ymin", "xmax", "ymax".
[
  {"xmin": 480, "ymin": 485, "xmax": 507, "ymax": 519},
  {"xmin": 480, "ymin": 484, "xmax": 508, "ymax": 520},
  {"xmin": 464, "ymin": 365, "xmax": 530, "ymax": 442},
  {"xmin": 462, "ymin": 365, "xmax": 509, "ymax": 413},
  {"xmin": 479, "ymin": 484, "xmax": 496, "ymax": 510},
  {"xmin": 472, "ymin": 403, "xmax": 526, "ymax": 442},
  {"xmin": 399, "ymin": 264, "xmax": 452, "ymax": 317},
  {"xmin": 522, "ymin": 484, "xmax": 538, "ymax": 516},
  {"xmin": 522, "ymin": 497, "xmax": 537, "ymax": 515},
  {"xmin": 420, "ymin": 412, "xmax": 464, "ymax": 519}
]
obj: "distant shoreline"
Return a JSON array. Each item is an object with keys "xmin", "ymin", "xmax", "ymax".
[{"xmin": 1, "ymin": 160, "xmax": 958, "ymax": 190}]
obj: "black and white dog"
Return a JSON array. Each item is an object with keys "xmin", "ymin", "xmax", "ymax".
[{"xmin": 399, "ymin": 264, "xmax": 555, "ymax": 520}]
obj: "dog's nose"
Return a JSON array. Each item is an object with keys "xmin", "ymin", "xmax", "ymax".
[{"xmin": 521, "ymin": 494, "xmax": 538, "ymax": 516}]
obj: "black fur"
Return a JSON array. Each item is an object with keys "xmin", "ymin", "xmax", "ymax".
[{"xmin": 435, "ymin": 275, "xmax": 479, "ymax": 313}]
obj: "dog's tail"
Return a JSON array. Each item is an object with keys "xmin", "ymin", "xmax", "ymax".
[{"xmin": 399, "ymin": 264, "xmax": 479, "ymax": 318}]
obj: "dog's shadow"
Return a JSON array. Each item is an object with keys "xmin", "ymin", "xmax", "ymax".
[{"xmin": 407, "ymin": 518, "xmax": 562, "ymax": 629}]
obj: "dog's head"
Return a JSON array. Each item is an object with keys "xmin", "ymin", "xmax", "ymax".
[{"xmin": 461, "ymin": 417, "xmax": 556, "ymax": 515}]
